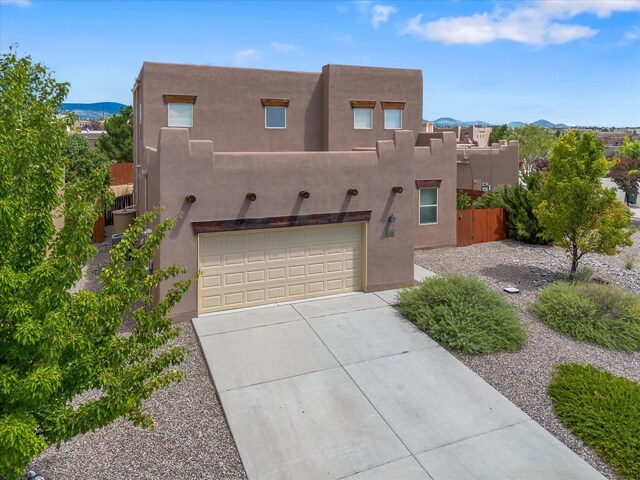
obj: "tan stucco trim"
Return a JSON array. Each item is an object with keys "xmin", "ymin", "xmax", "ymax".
[
  {"xmin": 381, "ymin": 101, "xmax": 406, "ymax": 110},
  {"xmin": 163, "ymin": 94, "xmax": 197, "ymax": 104}
]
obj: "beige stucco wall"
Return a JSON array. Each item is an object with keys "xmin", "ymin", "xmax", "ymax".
[
  {"xmin": 414, "ymin": 132, "xmax": 458, "ymax": 249},
  {"xmin": 143, "ymin": 128, "xmax": 418, "ymax": 319},
  {"xmin": 456, "ymin": 141, "xmax": 519, "ymax": 190}
]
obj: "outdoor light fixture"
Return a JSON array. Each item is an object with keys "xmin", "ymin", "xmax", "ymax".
[
  {"xmin": 392, "ymin": 186, "xmax": 403, "ymax": 194},
  {"xmin": 299, "ymin": 190, "xmax": 310, "ymax": 199},
  {"xmin": 347, "ymin": 188, "xmax": 359, "ymax": 196},
  {"xmin": 246, "ymin": 192, "xmax": 257, "ymax": 201},
  {"xmin": 185, "ymin": 193, "xmax": 197, "ymax": 204}
]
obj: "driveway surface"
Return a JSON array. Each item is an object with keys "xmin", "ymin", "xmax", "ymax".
[{"xmin": 193, "ymin": 267, "xmax": 604, "ymax": 480}]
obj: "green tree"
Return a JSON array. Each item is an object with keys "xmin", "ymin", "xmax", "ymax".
[
  {"xmin": 64, "ymin": 133, "xmax": 111, "ymax": 185},
  {"xmin": 512, "ymin": 124, "xmax": 556, "ymax": 175},
  {"xmin": 488, "ymin": 124, "xmax": 512, "ymax": 145},
  {"xmin": 0, "ymin": 49, "xmax": 191, "ymax": 479},
  {"xmin": 98, "ymin": 105, "xmax": 133, "ymax": 163},
  {"xmin": 500, "ymin": 172, "xmax": 549, "ymax": 244},
  {"xmin": 534, "ymin": 131, "xmax": 633, "ymax": 275}
]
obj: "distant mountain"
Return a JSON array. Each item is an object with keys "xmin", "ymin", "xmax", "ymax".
[
  {"xmin": 61, "ymin": 102, "xmax": 127, "ymax": 119},
  {"xmin": 431, "ymin": 117, "xmax": 461, "ymax": 127},
  {"xmin": 531, "ymin": 119, "xmax": 556, "ymax": 128},
  {"xmin": 425, "ymin": 118, "xmax": 569, "ymax": 129},
  {"xmin": 460, "ymin": 120, "xmax": 491, "ymax": 127}
]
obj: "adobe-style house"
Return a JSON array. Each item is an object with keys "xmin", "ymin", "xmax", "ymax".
[{"xmin": 133, "ymin": 62, "xmax": 515, "ymax": 320}]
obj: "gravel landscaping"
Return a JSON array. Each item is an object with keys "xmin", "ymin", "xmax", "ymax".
[
  {"xmin": 27, "ymin": 227, "xmax": 247, "ymax": 480},
  {"xmin": 415, "ymin": 229, "xmax": 640, "ymax": 480}
]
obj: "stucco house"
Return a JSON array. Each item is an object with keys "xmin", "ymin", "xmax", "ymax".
[{"xmin": 133, "ymin": 62, "xmax": 516, "ymax": 320}]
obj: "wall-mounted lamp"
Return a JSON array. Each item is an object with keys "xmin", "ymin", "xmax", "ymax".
[
  {"xmin": 347, "ymin": 188, "xmax": 359, "ymax": 196},
  {"xmin": 246, "ymin": 192, "xmax": 257, "ymax": 202},
  {"xmin": 299, "ymin": 190, "xmax": 310, "ymax": 199},
  {"xmin": 392, "ymin": 186, "xmax": 404, "ymax": 194},
  {"xmin": 185, "ymin": 193, "xmax": 197, "ymax": 204}
]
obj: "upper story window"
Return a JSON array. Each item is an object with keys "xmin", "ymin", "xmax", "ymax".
[
  {"xmin": 351, "ymin": 100, "xmax": 376, "ymax": 130},
  {"xmin": 163, "ymin": 94, "xmax": 197, "ymax": 127},
  {"xmin": 382, "ymin": 101, "xmax": 405, "ymax": 130},
  {"xmin": 262, "ymin": 99, "xmax": 289, "ymax": 129}
]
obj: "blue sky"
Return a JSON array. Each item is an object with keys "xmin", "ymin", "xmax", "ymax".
[{"xmin": 1, "ymin": 0, "xmax": 639, "ymax": 126}]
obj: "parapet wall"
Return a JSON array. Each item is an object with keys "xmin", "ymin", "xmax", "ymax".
[{"xmin": 142, "ymin": 128, "xmax": 418, "ymax": 318}]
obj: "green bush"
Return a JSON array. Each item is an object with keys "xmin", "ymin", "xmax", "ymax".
[
  {"xmin": 530, "ymin": 282, "xmax": 640, "ymax": 351},
  {"xmin": 548, "ymin": 364, "xmax": 640, "ymax": 479},
  {"xmin": 472, "ymin": 189, "xmax": 505, "ymax": 209},
  {"xmin": 457, "ymin": 192, "xmax": 471, "ymax": 210},
  {"xmin": 500, "ymin": 172, "xmax": 549, "ymax": 244},
  {"xmin": 398, "ymin": 275, "xmax": 527, "ymax": 354}
]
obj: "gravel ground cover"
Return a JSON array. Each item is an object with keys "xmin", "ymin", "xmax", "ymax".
[
  {"xmin": 28, "ymin": 227, "xmax": 247, "ymax": 480},
  {"xmin": 415, "ymin": 229, "xmax": 640, "ymax": 480}
]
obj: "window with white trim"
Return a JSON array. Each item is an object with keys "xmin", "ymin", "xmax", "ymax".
[
  {"xmin": 384, "ymin": 109, "xmax": 402, "ymax": 129},
  {"xmin": 265, "ymin": 106, "xmax": 286, "ymax": 128},
  {"xmin": 354, "ymin": 108, "xmax": 373, "ymax": 129},
  {"xmin": 168, "ymin": 103, "xmax": 193, "ymax": 127},
  {"xmin": 419, "ymin": 187, "xmax": 438, "ymax": 224}
]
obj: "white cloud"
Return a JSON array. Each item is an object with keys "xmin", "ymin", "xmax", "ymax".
[
  {"xmin": 619, "ymin": 26, "xmax": 640, "ymax": 45},
  {"xmin": 232, "ymin": 48, "xmax": 259, "ymax": 66},
  {"xmin": 0, "ymin": 0, "xmax": 31, "ymax": 6},
  {"xmin": 371, "ymin": 4, "xmax": 397, "ymax": 28},
  {"xmin": 270, "ymin": 42, "xmax": 298, "ymax": 53},
  {"xmin": 400, "ymin": 1, "xmax": 613, "ymax": 45},
  {"xmin": 356, "ymin": 1, "xmax": 397, "ymax": 27}
]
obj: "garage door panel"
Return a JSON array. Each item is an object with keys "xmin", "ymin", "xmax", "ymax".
[{"xmin": 199, "ymin": 224, "xmax": 364, "ymax": 313}]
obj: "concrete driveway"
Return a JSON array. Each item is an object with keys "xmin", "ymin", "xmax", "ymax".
[{"xmin": 192, "ymin": 268, "xmax": 603, "ymax": 480}]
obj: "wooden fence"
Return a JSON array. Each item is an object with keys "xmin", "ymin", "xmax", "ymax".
[
  {"xmin": 110, "ymin": 163, "xmax": 134, "ymax": 185},
  {"xmin": 92, "ymin": 214, "xmax": 105, "ymax": 243},
  {"xmin": 457, "ymin": 208, "xmax": 509, "ymax": 247}
]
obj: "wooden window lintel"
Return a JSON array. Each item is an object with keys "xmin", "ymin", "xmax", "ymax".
[
  {"xmin": 381, "ymin": 101, "xmax": 406, "ymax": 110},
  {"xmin": 415, "ymin": 179, "xmax": 442, "ymax": 189},
  {"xmin": 163, "ymin": 94, "xmax": 197, "ymax": 104},
  {"xmin": 261, "ymin": 98, "xmax": 290, "ymax": 107},
  {"xmin": 350, "ymin": 100, "xmax": 376, "ymax": 109}
]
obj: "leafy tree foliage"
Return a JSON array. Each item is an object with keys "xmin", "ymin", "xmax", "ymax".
[
  {"xmin": 472, "ymin": 190, "xmax": 505, "ymax": 209},
  {"xmin": 608, "ymin": 137, "xmax": 640, "ymax": 203},
  {"xmin": 456, "ymin": 192, "xmax": 471, "ymax": 210},
  {"xmin": 534, "ymin": 131, "xmax": 633, "ymax": 275},
  {"xmin": 64, "ymin": 134, "xmax": 111, "ymax": 185},
  {"xmin": 488, "ymin": 124, "xmax": 511, "ymax": 145},
  {"xmin": 500, "ymin": 172, "xmax": 549, "ymax": 244},
  {"xmin": 98, "ymin": 105, "xmax": 133, "ymax": 163},
  {"xmin": 512, "ymin": 124, "xmax": 556, "ymax": 175},
  {"xmin": 0, "ymin": 49, "xmax": 191, "ymax": 479}
]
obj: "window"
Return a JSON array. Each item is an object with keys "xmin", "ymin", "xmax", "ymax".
[
  {"xmin": 419, "ymin": 188, "xmax": 438, "ymax": 224},
  {"xmin": 168, "ymin": 103, "xmax": 193, "ymax": 127},
  {"xmin": 265, "ymin": 106, "xmax": 286, "ymax": 128},
  {"xmin": 354, "ymin": 108, "xmax": 373, "ymax": 129},
  {"xmin": 384, "ymin": 109, "xmax": 402, "ymax": 129}
]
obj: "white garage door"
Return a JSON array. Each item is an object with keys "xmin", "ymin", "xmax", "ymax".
[{"xmin": 198, "ymin": 223, "xmax": 365, "ymax": 314}]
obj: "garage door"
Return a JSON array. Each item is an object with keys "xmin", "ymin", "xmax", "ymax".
[{"xmin": 198, "ymin": 223, "xmax": 365, "ymax": 314}]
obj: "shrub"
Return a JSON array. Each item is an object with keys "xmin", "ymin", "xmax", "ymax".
[
  {"xmin": 472, "ymin": 189, "xmax": 505, "ymax": 209},
  {"xmin": 530, "ymin": 282, "xmax": 640, "ymax": 351},
  {"xmin": 548, "ymin": 364, "xmax": 640, "ymax": 479},
  {"xmin": 500, "ymin": 172, "xmax": 549, "ymax": 244},
  {"xmin": 398, "ymin": 275, "xmax": 527, "ymax": 354},
  {"xmin": 457, "ymin": 192, "xmax": 471, "ymax": 210}
]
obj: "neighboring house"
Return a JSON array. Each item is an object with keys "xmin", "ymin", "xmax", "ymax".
[
  {"xmin": 433, "ymin": 125, "xmax": 493, "ymax": 147},
  {"xmin": 595, "ymin": 131, "xmax": 640, "ymax": 158},
  {"xmin": 133, "ymin": 62, "xmax": 515, "ymax": 320},
  {"xmin": 456, "ymin": 140, "xmax": 520, "ymax": 191},
  {"xmin": 78, "ymin": 130, "xmax": 106, "ymax": 148}
]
